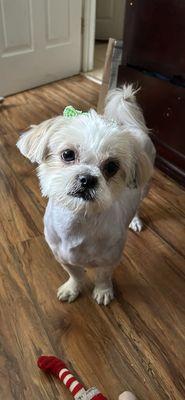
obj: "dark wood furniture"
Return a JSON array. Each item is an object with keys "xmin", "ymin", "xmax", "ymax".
[{"xmin": 118, "ymin": 0, "xmax": 185, "ymax": 186}]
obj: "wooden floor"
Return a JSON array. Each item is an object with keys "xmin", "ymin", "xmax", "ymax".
[{"xmin": 0, "ymin": 75, "xmax": 185, "ymax": 400}]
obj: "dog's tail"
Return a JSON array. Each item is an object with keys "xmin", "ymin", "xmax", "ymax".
[
  {"xmin": 104, "ymin": 84, "xmax": 156, "ymax": 164},
  {"xmin": 104, "ymin": 84, "xmax": 148, "ymax": 136}
]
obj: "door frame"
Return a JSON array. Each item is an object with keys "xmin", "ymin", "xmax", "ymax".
[{"xmin": 82, "ymin": 0, "xmax": 96, "ymax": 72}]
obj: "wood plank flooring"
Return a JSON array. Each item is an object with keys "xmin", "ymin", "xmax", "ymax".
[{"xmin": 0, "ymin": 75, "xmax": 184, "ymax": 400}]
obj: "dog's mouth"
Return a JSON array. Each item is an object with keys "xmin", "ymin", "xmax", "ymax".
[{"xmin": 68, "ymin": 188, "xmax": 96, "ymax": 201}]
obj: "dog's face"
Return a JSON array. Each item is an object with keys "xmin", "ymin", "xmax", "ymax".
[{"xmin": 17, "ymin": 111, "xmax": 152, "ymax": 214}]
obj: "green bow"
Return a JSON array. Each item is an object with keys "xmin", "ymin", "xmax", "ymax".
[{"xmin": 63, "ymin": 105, "xmax": 87, "ymax": 118}]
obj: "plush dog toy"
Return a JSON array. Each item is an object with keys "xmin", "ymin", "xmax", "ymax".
[{"xmin": 37, "ymin": 356, "xmax": 136, "ymax": 400}]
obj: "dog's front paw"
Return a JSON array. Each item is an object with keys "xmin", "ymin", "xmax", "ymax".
[
  {"xmin": 57, "ymin": 278, "xmax": 80, "ymax": 303},
  {"xmin": 129, "ymin": 215, "xmax": 143, "ymax": 232},
  {"xmin": 92, "ymin": 286, "xmax": 114, "ymax": 306}
]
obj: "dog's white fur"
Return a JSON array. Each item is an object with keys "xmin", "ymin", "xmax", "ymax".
[{"xmin": 17, "ymin": 85, "xmax": 155, "ymax": 305}]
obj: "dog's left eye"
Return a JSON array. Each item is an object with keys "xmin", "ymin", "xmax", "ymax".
[
  {"xmin": 102, "ymin": 159, "xmax": 119, "ymax": 178},
  {"xmin": 62, "ymin": 149, "xmax": 75, "ymax": 162}
]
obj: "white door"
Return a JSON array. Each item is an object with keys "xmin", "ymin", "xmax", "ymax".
[
  {"xmin": 0, "ymin": 0, "xmax": 82, "ymax": 96},
  {"xmin": 96, "ymin": 0, "xmax": 125, "ymax": 40}
]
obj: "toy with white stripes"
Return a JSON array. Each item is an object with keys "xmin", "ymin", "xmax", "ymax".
[{"xmin": 37, "ymin": 355, "xmax": 137, "ymax": 400}]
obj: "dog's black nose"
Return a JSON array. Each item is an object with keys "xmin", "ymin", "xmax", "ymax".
[{"xmin": 78, "ymin": 174, "xmax": 98, "ymax": 189}]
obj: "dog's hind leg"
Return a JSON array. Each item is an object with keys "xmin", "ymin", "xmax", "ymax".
[
  {"xmin": 129, "ymin": 213, "xmax": 143, "ymax": 232},
  {"xmin": 129, "ymin": 180, "xmax": 151, "ymax": 233}
]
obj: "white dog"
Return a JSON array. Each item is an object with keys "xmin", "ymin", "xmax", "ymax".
[{"xmin": 17, "ymin": 85, "xmax": 155, "ymax": 305}]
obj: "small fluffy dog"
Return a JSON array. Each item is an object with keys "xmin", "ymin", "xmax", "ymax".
[{"xmin": 17, "ymin": 85, "xmax": 156, "ymax": 305}]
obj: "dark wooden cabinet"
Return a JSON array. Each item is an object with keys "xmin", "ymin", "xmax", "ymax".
[{"xmin": 118, "ymin": 0, "xmax": 185, "ymax": 185}]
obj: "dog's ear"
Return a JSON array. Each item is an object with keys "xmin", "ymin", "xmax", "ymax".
[
  {"xmin": 16, "ymin": 118, "xmax": 55, "ymax": 164},
  {"xmin": 127, "ymin": 147, "xmax": 153, "ymax": 189}
]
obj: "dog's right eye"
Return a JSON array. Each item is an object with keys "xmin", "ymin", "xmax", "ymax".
[{"xmin": 61, "ymin": 149, "xmax": 75, "ymax": 162}]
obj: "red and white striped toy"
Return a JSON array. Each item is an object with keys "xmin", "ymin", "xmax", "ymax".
[
  {"xmin": 38, "ymin": 355, "xmax": 107, "ymax": 400},
  {"xmin": 37, "ymin": 355, "xmax": 137, "ymax": 400}
]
